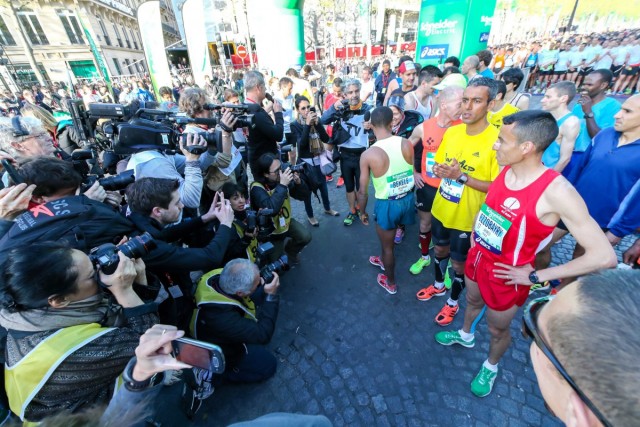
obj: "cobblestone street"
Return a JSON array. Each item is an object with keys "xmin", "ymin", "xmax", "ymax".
[{"xmin": 156, "ymin": 157, "xmax": 636, "ymax": 426}]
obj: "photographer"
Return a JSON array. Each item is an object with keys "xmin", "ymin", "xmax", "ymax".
[
  {"xmin": 0, "ymin": 242, "xmax": 157, "ymax": 423},
  {"xmin": 0, "ymin": 157, "xmax": 133, "ymax": 262},
  {"xmin": 320, "ymin": 79, "xmax": 373, "ymax": 226},
  {"xmin": 250, "ymin": 153, "xmax": 312, "ymax": 264},
  {"xmin": 291, "ymin": 95, "xmax": 338, "ymax": 226},
  {"xmin": 179, "ymin": 87, "xmax": 242, "ymax": 193},
  {"xmin": 243, "ymin": 71, "xmax": 284, "ymax": 173},
  {"xmin": 126, "ymin": 177, "xmax": 235, "ymax": 328},
  {"xmin": 191, "ymin": 259, "xmax": 279, "ymax": 383},
  {"xmin": 0, "ymin": 117, "xmax": 57, "ymax": 161},
  {"xmin": 220, "ymin": 182, "xmax": 259, "ymax": 264}
]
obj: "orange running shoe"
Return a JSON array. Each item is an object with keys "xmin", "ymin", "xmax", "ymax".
[
  {"xmin": 416, "ymin": 284, "xmax": 446, "ymax": 301},
  {"xmin": 435, "ymin": 303, "xmax": 459, "ymax": 326}
]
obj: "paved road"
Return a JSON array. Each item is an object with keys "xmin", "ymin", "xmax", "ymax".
[{"xmin": 155, "ymin": 94, "xmax": 636, "ymax": 426}]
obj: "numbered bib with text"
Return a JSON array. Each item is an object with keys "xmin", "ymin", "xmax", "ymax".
[
  {"xmin": 387, "ymin": 170, "xmax": 414, "ymax": 197},
  {"xmin": 426, "ymin": 152, "xmax": 436, "ymax": 177},
  {"xmin": 439, "ymin": 178, "xmax": 464, "ymax": 203},
  {"xmin": 474, "ymin": 204, "xmax": 512, "ymax": 255}
]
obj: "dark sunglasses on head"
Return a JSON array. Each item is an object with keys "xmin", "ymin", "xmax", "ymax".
[{"xmin": 522, "ymin": 297, "xmax": 613, "ymax": 427}]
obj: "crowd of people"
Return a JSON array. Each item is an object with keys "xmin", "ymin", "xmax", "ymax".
[{"xmin": 0, "ymin": 26, "xmax": 637, "ymax": 427}]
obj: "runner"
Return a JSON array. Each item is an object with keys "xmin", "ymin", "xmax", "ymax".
[
  {"xmin": 358, "ymin": 107, "xmax": 415, "ymax": 294},
  {"xmin": 407, "ymin": 83, "xmax": 465, "ymax": 276},
  {"xmin": 435, "ymin": 110, "xmax": 616, "ymax": 397},
  {"xmin": 540, "ymin": 81, "xmax": 580, "ymax": 173},
  {"xmin": 416, "ymin": 78, "xmax": 500, "ymax": 326}
]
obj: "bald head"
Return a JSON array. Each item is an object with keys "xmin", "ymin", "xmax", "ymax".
[{"xmin": 613, "ymin": 94, "xmax": 640, "ymax": 133}]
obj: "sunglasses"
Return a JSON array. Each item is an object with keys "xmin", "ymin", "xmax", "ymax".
[{"xmin": 522, "ymin": 297, "xmax": 613, "ymax": 427}]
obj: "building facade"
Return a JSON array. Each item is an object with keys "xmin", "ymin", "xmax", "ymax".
[{"xmin": 0, "ymin": 0, "xmax": 180, "ymax": 91}]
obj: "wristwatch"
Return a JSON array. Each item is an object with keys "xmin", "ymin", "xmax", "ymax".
[
  {"xmin": 584, "ymin": 113, "xmax": 594, "ymax": 119},
  {"xmin": 456, "ymin": 173, "xmax": 469, "ymax": 185},
  {"xmin": 528, "ymin": 270, "xmax": 540, "ymax": 285},
  {"xmin": 122, "ymin": 357, "xmax": 161, "ymax": 391}
]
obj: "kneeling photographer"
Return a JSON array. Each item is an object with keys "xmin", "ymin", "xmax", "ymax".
[
  {"xmin": 0, "ymin": 242, "xmax": 157, "ymax": 423},
  {"xmin": 220, "ymin": 182, "xmax": 260, "ymax": 264},
  {"xmin": 191, "ymin": 258, "xmax": 280, "ymax": 384},
  {"xmin": 126, "ymin": 177, "xmax": 235, "ymax": 329},
  {"xmin": 249, "ymin": 153, "xmax": 311, "ymax": 264}
]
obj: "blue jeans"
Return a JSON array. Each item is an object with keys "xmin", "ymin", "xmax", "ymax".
[
  {"xmin": 223, "ymin": 344, "xmax": 277, "ymax": 383},
  {"xmin": 303, "ymin": 163, "xmax": 331, "ymax": 218}
]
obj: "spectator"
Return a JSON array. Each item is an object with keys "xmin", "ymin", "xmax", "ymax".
[
  {"xmin": 476, "ymin": 49, "xmax": 494, "ymax": 79},
  {"xmin": 158, "ymin": 86, "xmax": 179, "ymax": 112},
  {"xmin": 461, "ymin": 55, "xmax": 481, "ymax": 82},
  {"xmin": 501, "ymin": 67, "xmax": 530, "ymax": 110},
  {"xmin": 374, "ymin": 59, "xmax": 395, "ymax": 108}
]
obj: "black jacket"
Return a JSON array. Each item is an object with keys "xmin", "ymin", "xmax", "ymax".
[
  {"xmin": 249, "ymin": 181, "xmax": 289, "ymax": 216},
  {"xmin": 248, "ymin": 108, "xmax": 284, "ymax": 170},
  {"xmin": 129, "ymin": 212, "xmax": 234, "ymax": 329},
  {"xmin": 375, "ymin": 71, "xmax": 396, "ymax": 107},
  {"xmin": 194, "ymin": 277, "xmax": 279, "ymax": 367},
  {"xmin": 290, "ymin": 120, "xmax": 330, "ymax": 160}
]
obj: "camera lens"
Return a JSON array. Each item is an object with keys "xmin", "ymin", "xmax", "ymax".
[{"xmin": 119, "ymin": 232, "xmax": 157, "ymax": 259}]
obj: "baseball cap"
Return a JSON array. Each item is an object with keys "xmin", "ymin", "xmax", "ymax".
[
  {"xmin": 387, "ymin": 95, "xmax": 405, "ymax": 111},
  {"xmin": 398, "ymin": 61, "xmax": 416, "ymax": 74},
  {"xmin": 433, "ymin": 73, "xmax": 467, "ymax": 90}
]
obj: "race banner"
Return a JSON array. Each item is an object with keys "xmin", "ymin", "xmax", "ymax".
[
  {"xmin": 77, "ymin": 13, "xmax": 113, "ymax": 96},
  {"xmin": 137, "ymin": 1, "xmax": 173, "ymax": 98},
  {"xmin": 415, "ymin": 0, "xmax": 496, "ymax": 66},
  {"xmin": 182, "ymin": 0, "xmax": 212, "ymax": 87}
]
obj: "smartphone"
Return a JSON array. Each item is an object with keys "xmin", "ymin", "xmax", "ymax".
[
  {"xmin": 309, "ymin": 106, "xmax": 316, "ymax": 113},
  {"xmin": 1, "ymin": 159, "xmax": 23, "ymax": 184},
  {"xmin": 172, "ymin": 337, "xmax": 225, "ymax": 374}
]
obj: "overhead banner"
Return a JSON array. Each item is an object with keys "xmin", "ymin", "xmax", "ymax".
[
  {"xmin": 182, "ymin": 0, "xmax": 212, "ymax": 87},
  {"xmin": 247, "ymin": 0, "xmax": 304, "ymax": 75},
  {"xmin": 415, "ymin": 0, "xmax": 496, "ymax": 66},
  {"xmin": 137, "ymin": 1, "xmax": 172, "ymax": 98}
]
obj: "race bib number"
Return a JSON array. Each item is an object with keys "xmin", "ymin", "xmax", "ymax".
[
  {"xmin": 439, "ymin": 178, "xmax": 464, "ymax": 203},
  {"xmin": 426, "ymin": 152, "xmax": 436, "ymax": 177},
  {"xmin": 473, "ymin": 204, "xmax": 512, "ymax": 255},
  {"xmin": 387, "ymin": 170, "xmax": 414, "ymax": 197}
]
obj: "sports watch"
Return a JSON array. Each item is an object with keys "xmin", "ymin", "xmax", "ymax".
[
  {"xmin": 456, "ymin": 173, "xmax": 469, "ymax": 185},
  {"xmin": 528, "ymin": 270, "xmax": 540, "ymax": 285},
  {"xmin": 584, "ymin": 113, "xmax": 594, "ymax": 119}
]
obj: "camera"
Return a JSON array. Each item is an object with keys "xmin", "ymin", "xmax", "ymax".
[
  {"xmin": 89, "ymin": 232, "xmax": 157, "ymax": 275},
  {"xmin": 203, "ymin": 103, "xmax": 255, "ymax": 130},
  {"xmin": 280, "ymin": 162, "xmax": 305, "ymax": 173},
  {"xmin": 339, "ymin": 99, "xmax": 350, "ymax": 109},
  {"xmin": 309, "ymin": 106, "xmax": 316, "ymax": 113},
  {"xmin": 178, "ymin": 132, "xmax": 221, "ymax": 155},
  {"xmin": 82, "ymin": 169, "xmax": 135, "ymax": 192},
  {"xmin": 246, "ymin": 209, "xmax": 274, "ymax": 241},
  {"xmin": 260, "ymin": 255, "xmax": 289, "ymax": 283}
]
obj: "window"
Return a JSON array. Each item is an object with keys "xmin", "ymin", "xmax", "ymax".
[
  {"xmin": 122, "ymin": 26, "xmax": 131, "ymax": 49},
  {"xmin": 57, "ymin": 10, "xmax": 84, "ymax": 44},
  {"xmin": 112, "ymin": 58, "xmax": 122, "ymax": 75},
  {"xmin": 112, "ymin": 24, "xmax": 122, "ymax": 47},
  {"xmin": 98, "ymin": 18, "xmax": 110, "ymax": 46},
  {"xmin": 17, "ymin": 11, "xmax": 48, "ymax": 45},
  {"xmin": 0, "ymin": 16, "xmax": 16, "ymax": 45},
  {"xmin": 130, "ymin": 29, "xmax": 138, "ymax": 49},
  {"xmin": 124, "ymin": 58, "xmax": 131, "ymax": 73}
]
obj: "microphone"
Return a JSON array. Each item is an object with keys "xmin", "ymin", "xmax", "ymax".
[{"xmin": 363, "ymin": 110, "xmax": 375, "ymax": 143}]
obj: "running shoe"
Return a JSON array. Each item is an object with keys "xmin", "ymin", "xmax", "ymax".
[
  {"xmin": 369, "ymin": 255, "xmax": 385, "ymax": 271},
  {"xmin": 343, "ymin": 212, "xmax": 358, "ymax": 226},
  {"xmin": 326, "ymin": 175, "xmax": 333, "ymax": 182},
  {"xmin": 409, "ymin": 256, "xmax": 431, "ymax": 275},
  {"xmin": 434, "ymin": 330, "xmax": 475, "ymax": 348},
  {"xmin": 394, "ymin": 227, "xmax": 405, "ymax": 244},
  {"xmin": 416, "ymin": 284, "xmax": 446, "ymax": 301},
  {"xmin": 470, "ymin": 364, "xmax": 498, "ymax": 398},
  {"xmin": 529, "ymin": 281, "xmax": 550, "ymax": 294},
  {"xmin": 377, "ymin": 273, "xmax": 397, "ymax": 294},
  {"xmin": 435, "ymin": 303, "xmax": 459, "ymax": 326},
  {"xmin": 337, "ymin": 177, "xmax": 345, "ymax": 188}
]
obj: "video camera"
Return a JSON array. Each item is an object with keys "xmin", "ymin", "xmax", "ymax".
[
  {"xmin": 333, "ymin": 99, "xmax": 362, "ymax": 121},
  {"xmin": 203, "ymin": 103, "xmax": 255, "ymax": 130}
]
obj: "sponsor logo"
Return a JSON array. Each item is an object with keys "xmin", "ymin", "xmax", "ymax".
[
  {"xmin": 503, "ymin": 197, "xmax": 521, "ymax": 210},
  {"xmin": 472, "ymin": 152, "xmax": 480, "ymax": 157},
  {"xmin": 30, "ymin": 204, "xmax": 54, "ymax": 218},
  {"xmin": 420, "ymin": 44, "xmax": 449, "ymax": 60},
  {"xmin": 420, "ymin": 19, "xmax": 458, "ymax": 37},
  {"xmin": 459, "ymin": 232, "xmax": 468, "ymax": 239},
  {"xmin": 479, "ymin": 32, "xmax": 490, "ymax": 43},
  {"xmin": 481, "ymin": 16, "xmax": 493, "ymax": 26}
]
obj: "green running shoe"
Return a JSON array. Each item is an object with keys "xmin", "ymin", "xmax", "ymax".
[
  {"xmin": 343, "ymin": 212, "xmax": 357, "ymax": 226},
  {"xmin": 434, "ymin": 330, "xmax": 475, "ymax": 348},
  {"xmin": 409, "ymin": 256, "xmax": 431, "ymax": 275},
  {"xmin": 444, "ymin": 260, "xmax": 452, "ymax": 289},
  {"xmin": 471, "ymin": 364, "xmax": 498, "ymax": 397}
]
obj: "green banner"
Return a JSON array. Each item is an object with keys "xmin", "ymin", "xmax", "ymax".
[
  {"xmin": 79, "ymin": 14, "xmax": 113, "ymax": 95},
  {"xmin": 415, "ymin": 0, "xmax": 495, "ymax": 66},
  {"xmin": 137, "ymin": 1, "xmax": 172, "ymax": 99}
]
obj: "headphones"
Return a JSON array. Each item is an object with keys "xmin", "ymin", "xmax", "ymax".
[{"xmin": 11, "ymin": 116, "xmax": 29, "ymax": 138}]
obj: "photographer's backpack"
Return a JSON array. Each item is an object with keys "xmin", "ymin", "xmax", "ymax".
[{"xmin": 0, "ymin": 195, "xmax": 135, "ymax": 265}]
